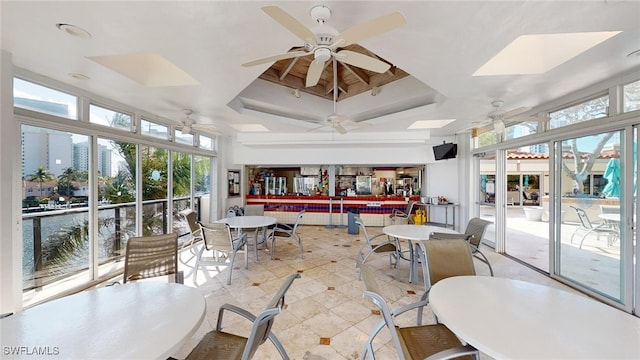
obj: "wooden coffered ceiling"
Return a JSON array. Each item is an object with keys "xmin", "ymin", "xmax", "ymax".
[{"xmin": 256, "ymin": 44, "xmax": 409, "ymax": 102}]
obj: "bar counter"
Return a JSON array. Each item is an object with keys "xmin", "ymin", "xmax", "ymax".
[{"xmin": 246, "ymin": 194, "xmax": 421, "ymax": 226}]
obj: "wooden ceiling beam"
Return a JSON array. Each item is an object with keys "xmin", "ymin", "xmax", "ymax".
[
  {"xmin": 279, "ymin": 57, "xmax": 300, "ymax": 80},
  {"xmin": 342, "ymin": 63, "xmax": 370, "ymax": 86}
]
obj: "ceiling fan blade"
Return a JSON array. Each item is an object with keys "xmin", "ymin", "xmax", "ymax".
[
  {"xmin": 334, "ymin": 123, "xmax": 348, "ymax": 134},
  {"xmin": 329, "ymin": 113, "xmax": 349, "ymax": 123},
  {"xmin": 306, "ymin": 60, "xmax": 325, "ymax": 87},
  {"xmin": 333, "ymin": 12, "xmax": 407, "ymax": 47},
  {"xmin": 343, "ymin": 120, "xmax": 372, "ymax": 128},
  {"xmin": 261, "ymin": 6, "xmax": 317, "ymax": 46},
  {"xmin": 501, "ymin": 106, "xmax": 532, "ymax": 119},
  {"xmin": 305, "ymin": 124, "xmax": 328, "ymax": 132},
  {"xmin": 242, "ymin": 51, "xmax": 311, "ymax": 67},
  {"xmin": 337, "ymin": 50, "xmax": 390, "ymax": 73}
]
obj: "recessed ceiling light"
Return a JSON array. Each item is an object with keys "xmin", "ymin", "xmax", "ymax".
[
  {"xmin": 473, "ymin": 31, "xmax": 622, "ymax": 76},
  {"xmin": 56, "ymin": 23, "xmax": 92, "ymax": 39},
  {"xmin": 230, "ymin": 124, "xmax": 269, "ymax": 132},
  {"xmin": 408, "ymin": 119, "xmax": 456, "ymax": 129},
  {"xmin": 68, "ymin": 73, "xmax": 90, "ymax": 80}
]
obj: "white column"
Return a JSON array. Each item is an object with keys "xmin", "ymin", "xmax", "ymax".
[{"xmin": 0, "ymin": 50, "xmax": 23, "ymax": 312}]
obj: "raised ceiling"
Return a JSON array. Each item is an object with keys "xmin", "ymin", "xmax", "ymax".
[{"xmin": 2, "ymin": 1, "xmax": 639, "ymax": 145}]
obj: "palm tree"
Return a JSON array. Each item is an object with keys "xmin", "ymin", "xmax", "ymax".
[
  {"xmin": 58, "ymin": 167, "xmax": 77, "ymax": 198},
  {"xmin": 27, "ymin": 166, "xmax": 54, "ymax": 198}
]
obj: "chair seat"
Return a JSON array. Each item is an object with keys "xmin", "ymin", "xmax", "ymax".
[
  {"xmin": 184, "ymin": 331, "xmax": 247, "ymax": 360},
  {"xmin": 398, "ymin": 324, "xmax": 475, "ymax": 360}
]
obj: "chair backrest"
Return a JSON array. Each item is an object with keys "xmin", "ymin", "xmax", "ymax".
[
  {"xmin": 243, "ymin": 273, "xmax": 301, "ymax": 359},
  {"xmin": 464, "ymin": 218, "xmax": 492, "ymax": 248},
  {"xmin": 200, "ymin": 223, "xmax": 234, "ymax": 252},
  {"xmin": 123, "ymin": 233, "xmax": 178, "ymax": 283},
  {"xmin": 290, "ymin": 210, "xmax": 305, "ymax": 234},
  {"xmin": 180, "ymin": 208, "xmax": 201, "ymax": 236},
  {"xmin": 570, "ymin": 205, "xmax": 593, "ymax": 229},
  {"xmin": 600, "ymin": 205, "xmax": 620, "ymax": 214},
  {"xmin": 244, "ymin": 204, "xmax": 265, "ymax": 216},
  {"xmin": 354, "ymin": 216, "xmax": 371, "ymax": 245},
  {"xmin": 405, "ymin": 200, "xmax": 415, "ymax": 215},
  {"xmin": 359, "ymin": 264, "xmax": 405, "ymax": 356},
  {"xmin": 423, "ymin": 239, "xmax": 476, "ymax": 287}
]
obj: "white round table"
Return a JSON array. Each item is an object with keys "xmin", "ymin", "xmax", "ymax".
[
  {"xmin": 216, "ymin": 216, "xmax": 277, "ymax": 259},
  {"xmin": 383, "ymin": 224, "xmax": 458, "ymax": 285},
  {"xmin": 430, "ymin": 276, "xmax": 640, "ymax": 359},
  {"xmin": 1, "ymin": 282, "xmax": 206, "ymax": 360}
]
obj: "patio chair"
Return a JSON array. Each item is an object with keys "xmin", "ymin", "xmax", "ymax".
[
  {"xmin": 569, "ymin": 205, "xmax": 619, "ymax": 249},
  {"xmin": 358, "ymin": 263, "xmax": 479, "ymax": 360},
  {"xmin": 429, "ymin": 218, "xmax": 494, "ymax": 276},
  {"xmin": 123, "ymin": 232, "xmax": 182, "ymax": 284},
  {"xmin": 243, "ymin": 204, "xmax": 268, "ymax": 259},
  {"xmin": 268, "ymin": 210, "xmax": 305, "ymax": 260},
  {"xmin": 180, "ymin": 273, "xmax": 301, "ymax": 360},
  {"xmin": 193, "ymin": 222, "xmax": 248, "ymax": 285},
  {"xmin": 599, "ymin": 204, "xmax": 621, "ymax": 231},
  {"xmin": 355, "ymin": 216, "xmax": 400, "ymax": 280},
  {"xmin": 415, "ymin": 238, "xmax": 479, "ymax": 325},
  {"xmin": 389, "ymin": 200, "xmax": 415, "ymax": 224},
  {"xmin": 179, "ymin": 209, "xmax": 203, "ymax": 258}
]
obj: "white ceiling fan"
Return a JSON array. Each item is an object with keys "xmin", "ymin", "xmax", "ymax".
[
  {"xmin": 306, "ymin": 58, "xmax": 371, "ymax": 134},
  {"xmin": 467, "ymin": 100, "xmax": 539, "ymax": 132},
  {"xmin": 178, "ymin": 110, "xmax": 222, "ymax": 136},
  {"xmin": 242, "ymin": 5, "xmax": 406, "ymax": 88}
]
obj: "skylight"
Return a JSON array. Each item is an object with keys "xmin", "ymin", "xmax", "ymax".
[{"xmin": 473, "ymin": 31, "xmax": 621, "ymax": 76}]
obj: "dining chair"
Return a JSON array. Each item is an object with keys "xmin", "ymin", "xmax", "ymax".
[
  {"xmin": 569, "ymin": 205, "xmax": 619, "ymax": 249},
  {"xmin": 123, "ymin": 232, "xmax": 182, "ymax": 284},
  {"xmin": 358, "ymin": 263, "xmax": 479, "ymax": 360},
  {"xmin": 179, "ymin": 209, "xmax": 203, "ymax": 261},
  {"xmin": 389, "ymin": 200, "xmax": 415, "ymax": 224},
  {"xmin": 268, "ymin": 210, "xmax": 305, "ymax": 260},
  {"xmin": 416, "ymin": 238, "xmax": 479, "ymax": 325},
  {"xmin": 243, "ymin": 204, "xmax": 267, "ymax": 259},
  {"xmin": 429, "ymin": 217, "xmax": 494, "ymax": 276},
  {"xmin": 354, "ymin": 216, "xmax": 400, "ymax": 280},
  {"xmin": 193, "ymin": 222, "xmax": 248, "ymax": 285},
  {"xmin": 179, "ymin": 273, "xmax": 301, "ymax": 360}
]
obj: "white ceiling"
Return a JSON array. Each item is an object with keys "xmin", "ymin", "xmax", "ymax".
[{"xmin": 2, "ymin": 1, "xmax": 639, "ymax": 144}]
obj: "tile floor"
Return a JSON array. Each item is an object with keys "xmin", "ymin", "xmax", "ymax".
[{"xmin": 172, "ymin": 224, "xmax": 578, "ymax": 360}]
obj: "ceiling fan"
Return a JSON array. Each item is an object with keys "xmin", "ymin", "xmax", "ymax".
[
  {"xmin": 468, "ymin": 100, "xmax": 538, "ymax": 132},
  {"xmin": 242, "ymin": 5, "xmax": 406, "ymax": 88},
  {"xmin": 307, "ymin": 58, "xmax": 371, "ymax": 134},
  {"xmin": 178, "ymin": 110, "xmax": 222, "ymax": 136}
]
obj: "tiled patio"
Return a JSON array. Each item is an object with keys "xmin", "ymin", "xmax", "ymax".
[{"xmin": 172, "ymin": 224, "xmax": 582, "ymax": 360}]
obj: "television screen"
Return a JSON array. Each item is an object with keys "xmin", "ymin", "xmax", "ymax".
[{"xmin": 433, "ymin": 142, "xmax": 457, "ymax": 160}]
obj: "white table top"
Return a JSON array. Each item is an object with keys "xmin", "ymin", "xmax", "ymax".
[
  {"xmin": 1, "ymin": 282, "xmax": 206, "ymax": 360},
  {"xmin": 216, "ymin": 215, "xmax": 277, "ymax": 228},
  {"xmin": 598, "ymin": 213, "xmax": 621, "ymax": 222},
  {"xmin": 430, "ymin": 276, "xmax": 640, "ymax": 359},
  {"xmin": 383, "ymin": 224, "xmax": 457, "ymax": 241}
]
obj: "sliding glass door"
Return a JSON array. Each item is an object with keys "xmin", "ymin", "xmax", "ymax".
[{"xmin": 553, "ymin": 131, "xmax": 626, "ymax": 302}]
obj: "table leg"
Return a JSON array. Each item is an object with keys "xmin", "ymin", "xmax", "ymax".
[{"xmin": 408, "ymin": 241, "xmax": 415, "ymax": 283}]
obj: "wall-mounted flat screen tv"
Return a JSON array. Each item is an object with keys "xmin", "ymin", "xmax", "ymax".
[{"xmin": 433, "ymin": 142, "xmax": 457, "ymax": 160}]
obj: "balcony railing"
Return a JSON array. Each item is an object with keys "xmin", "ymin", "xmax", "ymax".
[{"xmin": 21, "ymin": 196, "xmax": 201, "ymax": 291}]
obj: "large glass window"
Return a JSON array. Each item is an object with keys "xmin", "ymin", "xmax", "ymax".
[
  {"xmin": 505, "ymin": 121, "xmax": 539, "ymax": 141},
  {"xmin": 623, "ymin": 80, "xmax": 640, "ymax": 112},
  {"xmin": 89, "ymin": 104, "xmax": 132, "ymax": 131},
  {"xmin": 96, "ymin": 137, "xmax": 137, "ymax": 278},
  {"xmin": 141, "ymin": 145, "xmax": 169, "ymax": 235},
  {"xmin": 549, "ymin": 95, "xmax": 609, "ymax": 129},
  {"xmin": 21, "ymin": 125, "xmax": 90, "ymax": 295},
  {"xmin": 172, "ymin": 151, "xmax": 192, "ymax": 236},
  {"xmin": 14, "ymin": 78, "xmax": 78, "ymax": 120},
  {"xmin": 141, "ymin": 118, "xmax": 168, "ymax": 139}
]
